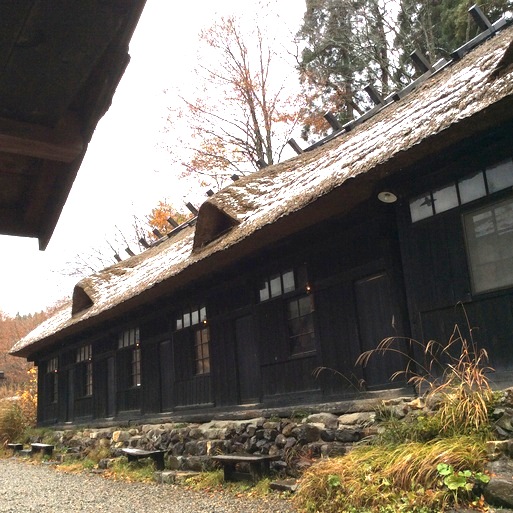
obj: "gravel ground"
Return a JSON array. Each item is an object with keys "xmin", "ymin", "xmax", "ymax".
[{"xmin": 0, "ymin": 459, "xmax": 297, "ymax": 513}]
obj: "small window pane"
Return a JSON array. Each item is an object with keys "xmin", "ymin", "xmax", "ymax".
[
  {"xmin": 77, "ymin": 345, "xmax": 91, "ymax": 363},
  {"xmin": 291, "ymin": 333, "xmax": 316, "ymax": 355},
  {"xmin": 176, "ymin": 317, "xmax": 183, "ymax": 330},
  {"xmin": 410, "ymin": 195, "xmax": 434, "ymax": 222},
  {"xmin": 432, "ymin": 184, "xmax": 458, "ymax": 214},
  {"xmin": 458, "ymin": 171, "xmax": 486, "ymax": 204},
  {"xmin": 85, "ymin": 362, "xmax": 93, "ymax": 396},
  {"xmin": 183, "ymin": 312, "xmax": 191, "ymax": 328},
  {"xmin": 472, "ymin": 211, "xmax": 495, "ymax": 238},
  {"xmin": 298, "ymin": 295, "xmax": 314, "ymax": 316},
  {"xmin": 200, "ymin": 307, "xmax": 207, "ymax": 321},
  {"xmin": 132, "ymin": 348, "xmax": 141, "ymax": 387},
  {"xmin": 47, "ymin": 358, "xmax": 58, "ymax": 373},
  {"xmin": 282, "ymin": 270, "xmax": 295, "ymax": 293},
  {"xmin": 287, "ymin": 299, "xmax": 299, "ymax": 319},
  {"xmin": 486, "ymin": 159, "xmax": 513, "ymax": 193},
  {"xmin": 496, "ymin": 201, "xmax": 513, "ymax": 234},
  {"xmin": 269, "ymin": 274, "xmax": 282, "ymax": 297},
  {"xmin": 259, "ymin": 280, "xmax": 270, "ymax": 301},
  {"xmin": 194, "ymin": 328, "xmax": 210, "ymax": 375},
  {"xmin": 288, "ymin": 317, "xmax": 303, "ymax": 337},
  {"xmin": 191, "ymin": 309, "xmax": 199, "ymax": 326}
]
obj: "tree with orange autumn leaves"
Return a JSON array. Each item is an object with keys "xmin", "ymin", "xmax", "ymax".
[
  {"xmin": 62, "ymin": 199, "xmax": 193, "ymax": 278},
  {"xmin": 146, "ymin": 200, "xmax": 192, "ymax": 239},
  {"xmin": 0, "ymin": 309, "xmax": 54, "ymax": 392},
  {"xmin": 170, "ymin": 12, "xmax": 306, "ymax": 189}
]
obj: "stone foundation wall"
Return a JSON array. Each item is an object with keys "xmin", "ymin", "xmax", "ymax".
[
  {"xmin": 36, "ymin": 391, "xmax": 513, "ymax": 481},
  {"xmin": 42, "ymin": 396, "xmax": 420, "ymax": 475},
  {"xmin": 20, "ymin": 389, "xmax": 513, "ymax": 508}
]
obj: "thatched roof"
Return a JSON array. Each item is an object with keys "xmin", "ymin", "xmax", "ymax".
[{"xmin": 11, "ymin": 24, "xmax": 513, "ymax": 359}]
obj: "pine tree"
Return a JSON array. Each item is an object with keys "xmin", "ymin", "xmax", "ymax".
[
  {"xmin": 297, "ymin": 0, "xmax": 408, "ymax": 139},
  {"xmin": 297, "ymin": 0, "xmax": 513, "ymax": 138}
]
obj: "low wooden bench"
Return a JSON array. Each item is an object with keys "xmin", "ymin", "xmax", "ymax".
[
  {"xmin": 212, "ymin": 454, "xmax": 276, "ymax": 482},
  {"xmin": 30, "ymin": 443, "xmax": 54, "ymax": 457},
  {"xmin": 7, "ymin": 443, "xmax": 23, "ymax": 454},
  {"xmin": 121, "ymin": 448, "xmax": 165, "ymax": 470}
]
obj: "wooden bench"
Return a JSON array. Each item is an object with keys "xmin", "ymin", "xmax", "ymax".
[
  {"xmin": 212, "ymin": 454, "xmax": 276, "ymax": 482},
  {"xmin": 121, "ymin": 448, "xmax": 165, "ymax": 470},
  {"xmin": 30, "ymin": 443, "xmax": 54, "ymax": 457},
  {"xmin": 6, "ymin": 443, "xmax": 23, "ymax": 454}
]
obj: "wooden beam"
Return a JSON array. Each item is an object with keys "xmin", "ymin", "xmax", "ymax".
[
  {"xmin": 0, "ymin": 207, "xmax": 36, "ymax": 238},
  {"xmin": 0, "ymin": 113, "xmax": 84, "ymax": 163}
]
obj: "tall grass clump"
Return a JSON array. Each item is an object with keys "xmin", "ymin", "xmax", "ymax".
[
  {"xmin": 360, "ymin": 314, "xmax": 495, "ymax": 438},
  {"xmin": 104, "ymin": 457, "xmax": 156, "ymax": 483},
  {"xmin": 295, "ymin": 436, "xmax": 487, "ymax": 513},
  {"xmin": 295, "ymin": 312, "xmax": 498, "ymax": 513}
]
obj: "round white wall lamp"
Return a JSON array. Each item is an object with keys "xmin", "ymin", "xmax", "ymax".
[{"xmin": 378, "ymin": 191, "xmax": 398, "ymax": 203}]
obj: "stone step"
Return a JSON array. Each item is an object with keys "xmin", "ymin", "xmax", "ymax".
[
  {"xmin": 269, "ymin": 479, "xmax": 298, "ymax": 493},
  {"xmin": 154, "ymin": 470, "xmax": 200, "ymax": 484}
]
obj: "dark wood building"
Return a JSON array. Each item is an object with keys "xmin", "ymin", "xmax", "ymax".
[{"xmin": 11, "ymin": 21, "xmax": 513, "ymax": 426}]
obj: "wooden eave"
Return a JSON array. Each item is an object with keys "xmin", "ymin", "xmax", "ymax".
[{"xmin": 0, "ymin": 0, "xmax": 147, "ymax": 249}]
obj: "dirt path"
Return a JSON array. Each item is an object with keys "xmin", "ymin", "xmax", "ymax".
[{"xmin": 0, "ymin": 458, "xmax": 296, "ymax": 513}]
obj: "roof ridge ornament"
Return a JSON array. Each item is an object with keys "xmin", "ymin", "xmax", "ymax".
[
  {"xmin": 451, "ymin": 5, "xmax": 510, "ymax": 60},
  {"xmin": 287, "ymin": 138, "xmax": 303, "ymax": 155},
  {"xmin": 303, "ymin": 5, "xmax": 512, "ymax": 153}
]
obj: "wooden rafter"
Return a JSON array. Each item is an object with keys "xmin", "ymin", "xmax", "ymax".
[{"xmin": 0, "ymin": 112, "xmax": 83, "ymax": 163}]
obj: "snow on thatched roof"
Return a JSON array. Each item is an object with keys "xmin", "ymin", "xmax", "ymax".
[{"xmin": 11, "ymin": 24, "xmax": 513, "ymax": 358}]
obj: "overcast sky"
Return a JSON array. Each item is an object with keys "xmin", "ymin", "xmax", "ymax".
[{"xmin": 0, "ymin": 0, "xmax": 304, "ymax": 317}]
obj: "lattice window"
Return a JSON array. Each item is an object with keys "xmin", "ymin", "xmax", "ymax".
[
  {"xmin": 194, "ymin": 328, "xmax": 210, "ymax": 375},
  {"xmin": 287, "ymin": 294, "xmax": 316, "ymax": 355},
  {"xmin": 464, "ymin": 196, "xmax": 513, "ymax": 294}
]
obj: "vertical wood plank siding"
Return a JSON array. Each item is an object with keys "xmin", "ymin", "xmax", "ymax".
[
  {"xmin": 172, "ymin": 329, "xmax": 212, "ymax": 407},
  {"xmin": 210, "ymin": 319, "xmax": 239, "ymax": 406},
  {"xmin": 34, "ymin": 200, "xmax": 414, "ymax": 424},
  {"xmin": 398, "ymin": 193, "xmax": 513, "ymax": 374},
  {"xmin": 141, "ymin": 341, "xmax": 160, "ymax": 414}
]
